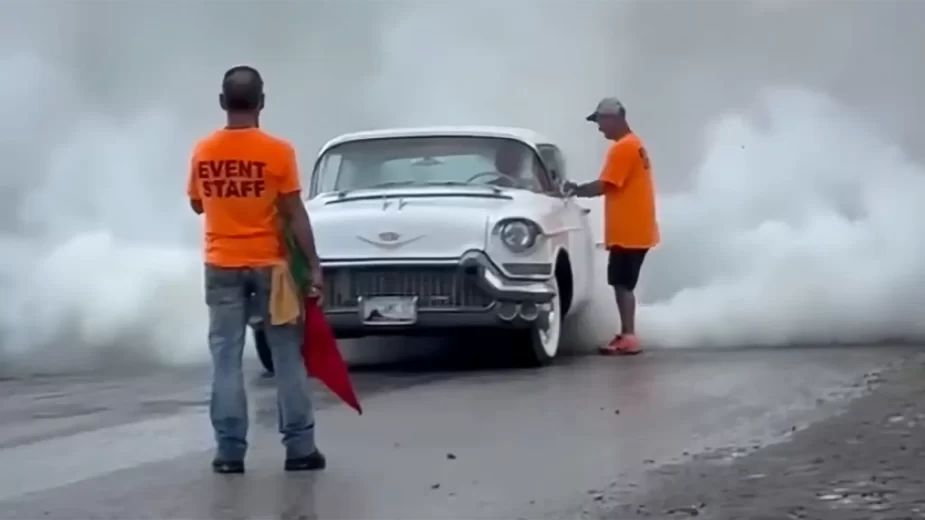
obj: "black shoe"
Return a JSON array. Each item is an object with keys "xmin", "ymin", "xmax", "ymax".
[
  {"xmin": 212, "ymin": 459, "xmax": 245, "ymax": 474},
  {"xmin": 285, "ymin": 450, "xmax": 326, "ymax": 472}
]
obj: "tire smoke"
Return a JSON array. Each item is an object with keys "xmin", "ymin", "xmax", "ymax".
[{"xmin": 1, "ymin": 1, "xmax": 923, "ymax": 373}]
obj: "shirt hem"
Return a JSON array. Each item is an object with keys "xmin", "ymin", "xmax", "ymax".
[
  {"xmin": 203, "ymin": 258, "xmax": 287, "ymax": 268},
  {"xmin": 604, "ymin": 240, "xmax": 660, "ymax": 249}
]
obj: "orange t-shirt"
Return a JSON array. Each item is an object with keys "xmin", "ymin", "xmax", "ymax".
[
  {"xmin": 187, "ymin": 128, "xmax": 301, "ymax": 267},
  {"xmin": 598, "ymin": 133, "xmax": 660, "ymax": 249}
]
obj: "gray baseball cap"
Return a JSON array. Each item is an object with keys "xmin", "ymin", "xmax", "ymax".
[{"xmin": 585, "ymin": 97, "xmax": 626, "ymax": 122}]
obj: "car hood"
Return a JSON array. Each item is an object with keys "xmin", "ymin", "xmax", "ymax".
[{"xmin": 308, "ymin": 189, "xmax": 516, "ymax": 260}]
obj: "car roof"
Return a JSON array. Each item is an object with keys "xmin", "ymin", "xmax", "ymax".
[{"xmin": 318, "ymin": 126, "xmax": 554, "ymax": 155}]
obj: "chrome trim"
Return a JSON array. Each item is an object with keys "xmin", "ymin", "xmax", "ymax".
[
  {"xmin": 322, "ymin": 255, "xmax": 555, "ymax": 280},
  {"xmin": 320, "ymin": 251, "xmax": 556, "ymax": 316},
  {"xmin": 459, "ymin": 250, "xmax": 556, "ymax": 302},
  {"xmin": 481, "ymin": 269, "xmax": 553, "ymax": 299},
  {"xmin": 322, "ymin": 262, "xmax": 494, "ymax": 312},
  {"xmin": 548, "ymin": 226, "xmax": 583, "ymax": 235},
  {"xmin": 325, "ymin": 192, "xmax": 513, "ymax": 205},
  {"xmin": 322, "ymin": 257, "xmax": 460, "ymax": 268},
  {"xmin": 355, "ymin": 233, "xmax": 425, "ymax": 249},
  {"xmin": 502, "ymin": 262, "xmax": 553, "ymax": 277},
  {"xmin": 519, "ymin": 301, "xmax": 540, "ymax": 321},
  {"xmin": 496, "ymin": 302, "xmax": 518, "ymax": 321}
]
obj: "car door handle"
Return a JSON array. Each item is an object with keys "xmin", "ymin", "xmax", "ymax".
[{"xmin": 580, "ymin": 207, "xmax": 591, "ymax": 215}]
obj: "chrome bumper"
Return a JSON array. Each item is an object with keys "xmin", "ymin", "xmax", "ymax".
[
  {"xmin": 248, "ymin": 252, "xmax": 554, "ymax": 334},
  {"xmin": 457, "ymin": 251, "xmax": 555, "ymax": 303}
]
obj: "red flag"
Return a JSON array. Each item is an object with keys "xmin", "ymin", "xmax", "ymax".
[{"xmin": 302, "ymin": 298, "xmax": 362, "ymax": 414}]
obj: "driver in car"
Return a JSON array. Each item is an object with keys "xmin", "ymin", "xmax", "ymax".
[{"xmin": 485, "ymin": 142, "xmax": 538, "ymax": 190}]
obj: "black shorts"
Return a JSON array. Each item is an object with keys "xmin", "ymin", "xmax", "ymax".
[{"xmin": 607, "ymin": 247, "xmax": 649, "ymax": 290}]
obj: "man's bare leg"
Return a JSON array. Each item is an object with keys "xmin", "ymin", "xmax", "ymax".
[
  {"xmin": 612, "ymin": 286, "xmax": 641, "ymax": 354},
  {"xmin": 615, "ymin": 287, "xmax": 636, "ymax": 336},
  {"xmin": 600, "ymin": 248, "xmax": 645, "ymax": 355}
]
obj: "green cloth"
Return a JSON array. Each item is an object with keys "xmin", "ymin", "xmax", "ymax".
[{"xmin": 282, "ymin": 224, "xmax": 310, "ymax": 292}]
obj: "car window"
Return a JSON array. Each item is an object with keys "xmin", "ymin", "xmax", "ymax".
[
  {"xmin": 311, "ymin": 135, "xmax": 547, "ymax": 195},
  {"xmin": 537, "ymin": 144, "xmax": 566, "ymax": 183},
  {"xmin": 313, "ymin": 151, "xmax": 342, "ymax": 194},
  {"xmin": 378, "ymin": 154, "xmax": 495, "ymax": 184}
]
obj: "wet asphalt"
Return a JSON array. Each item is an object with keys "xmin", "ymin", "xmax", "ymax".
[
  {"xmin": 598, "ymin": 355, "xmax": 925, "ymax": 520},
  {"xmin": 0, "ymin": 344, "xmax": 917, "ymax": 519}
]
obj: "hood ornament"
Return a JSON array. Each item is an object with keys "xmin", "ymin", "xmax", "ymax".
[{"xmin": 356, "ymin": 231, "xmax": 424, "ymax": 249}]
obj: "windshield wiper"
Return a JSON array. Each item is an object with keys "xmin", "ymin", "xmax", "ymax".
[
  {"xmin": 334, "ymin": 180, "xmax": 416, "ymax": 198},
  {"xmin": 421, "ymin": 181, "xmax": 469, "ymax": 187},
  {"xmin": 366, "ymin": 180, "xmax": 475, "ymax": 189},
  {"xmin": 422, "ymin": 181, "xmax": 502, "ymax": 193},
  {"xmin": 365, "ymin": 180, "xmax": 418, "ymax": 189},
  {"xmin": 344, "ymin": 180, "xmax": 501, "ymax": 194}
]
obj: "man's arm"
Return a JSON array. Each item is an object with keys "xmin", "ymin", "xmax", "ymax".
[
  {"xmin": 276, "ymin": 144, "xmax": 322, "ymax": 272},
  {"xmin": 279, "ymin": 194, "xmax": 320, "ymax": 269},
  {"xmin": 187, "ymin": 149, "xmax": 203, "ymax": 214},
  {"xmin": 564, "ymin": 143, "xmax": 631, "ymax": 198},
  {"xmin": 567, "ymin": 180, "xmax": 604, "ymax": 198}
]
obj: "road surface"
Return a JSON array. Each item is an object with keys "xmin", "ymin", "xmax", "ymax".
[{"xmin": 0, "ymin": 345, "xmax": 917, "ymax": 519}]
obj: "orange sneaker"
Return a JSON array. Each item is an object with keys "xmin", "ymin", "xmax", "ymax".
[
  {"xmin": 599, "ymin": 335, "xmax": 622, "ymax": 355},
  {"xmin": 613, "ymin": 334, "xmax": 642, "ymax": 355}
]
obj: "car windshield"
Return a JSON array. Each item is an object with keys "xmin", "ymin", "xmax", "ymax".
[{"xmin": 311, "ymin": 136, "xmax": 545, "ymax": 195}]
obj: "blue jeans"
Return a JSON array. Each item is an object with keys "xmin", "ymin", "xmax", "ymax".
[{"xmin": 204, "ymin": 265, "xmax": 316, "ymax": 461}]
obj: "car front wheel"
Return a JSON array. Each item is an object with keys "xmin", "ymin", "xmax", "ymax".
[{"xmin": 516, "ymin": 275, "xmax": 562, "ymax": 367}]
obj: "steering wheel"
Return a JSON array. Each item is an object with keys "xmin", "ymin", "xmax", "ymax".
[{"xmin": 465, "ymin": 171, "xmax": 508, "ymax": 184}]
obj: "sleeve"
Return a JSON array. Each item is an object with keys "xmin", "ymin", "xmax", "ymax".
[
  {"xmin": 187, "ymin": 148, "xmax": 201, "ymax": 200},
  {"xmin": 278, "ymin": 142, "xmax": 302, "ymax": 194},
  {"xmin": 598, "ymin": 142, "xmax": 632, "ymax": 189}
]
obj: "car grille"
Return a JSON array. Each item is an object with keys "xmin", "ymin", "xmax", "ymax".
[{"xmin": 323, "ymin": 265, "xmax": 494, "ymax": 311}]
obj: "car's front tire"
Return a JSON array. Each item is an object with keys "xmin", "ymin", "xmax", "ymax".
[{"xmin": 516, "ymin": 275, "xmax": 563, "ymax": 367}]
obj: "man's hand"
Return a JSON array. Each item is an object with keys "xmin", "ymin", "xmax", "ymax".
[
  {"xmin": 562, "ymin": 181, "xmax": 579, "ymax": 196},
  {"xmin": 308, "ymin": 265, "xmax": 324, "ymax": 306},
  {"xmin": 278, "ymin": 191, "xmax": 325, "ymax": 306},
  {"xmin": 568, "ymin": 180, "xmax": 604, "ymax": 198}
]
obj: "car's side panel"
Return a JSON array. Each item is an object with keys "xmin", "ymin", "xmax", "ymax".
[
  {"xmin": 537, "ymin": 143, "xmax": 595, "ymax": 312},
  {"xmin": 569, "ymin": 202, "xmax": 596, "ymax": 310}
]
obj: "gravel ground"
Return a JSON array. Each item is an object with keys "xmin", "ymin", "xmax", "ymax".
[{"xmin": 590, "ymin": 353, "xmax": 925, "ymax": 520}]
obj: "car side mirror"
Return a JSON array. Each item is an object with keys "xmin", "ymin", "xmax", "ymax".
[
  {"xmin": 548, "ymin": 168, "xmax": 560, "ymax": 183},
  {"xmin": 549, "ymin": 169, "xmax": 565, "ymax": 190}
]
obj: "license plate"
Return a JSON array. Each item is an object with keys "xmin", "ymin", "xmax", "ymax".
[{"xmin": 359, "ymin": 296, "xmax": 418, "ymax": 325}]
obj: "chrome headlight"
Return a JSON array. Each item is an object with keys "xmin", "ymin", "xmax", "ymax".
[{"xmin": 494, "ymin": 218, "xmax": 541, "ymax": 253}]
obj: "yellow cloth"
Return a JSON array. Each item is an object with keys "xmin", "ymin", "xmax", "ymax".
[{"xmin": 269, "ymin": 263, "xmax": 302, "ymax": 325}]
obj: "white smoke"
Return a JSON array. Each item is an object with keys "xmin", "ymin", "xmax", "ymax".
[
  {"xmin": 638, "ymin": 88, "xmax": 925, "ymax": 347},
  {"xmin": 1, "ymin": 1, "xmax": 924, "ymax": 372}
]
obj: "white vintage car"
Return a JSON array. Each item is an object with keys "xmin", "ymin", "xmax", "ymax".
[{"xmin": 302, "ymin": 126, "xmax": 597, "ymax": 366}]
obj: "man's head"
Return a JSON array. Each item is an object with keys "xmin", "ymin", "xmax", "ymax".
[
  {"xmin": 494, "ymin": 141, "xmax": 526, "ymax": 175},
  {"xmin": 585, "ymin": 97, "xmax": 629, "ymax": 139},
  {"xmin": 219, "ymin": 65, "xmax": 265, "ymax": 113}
]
